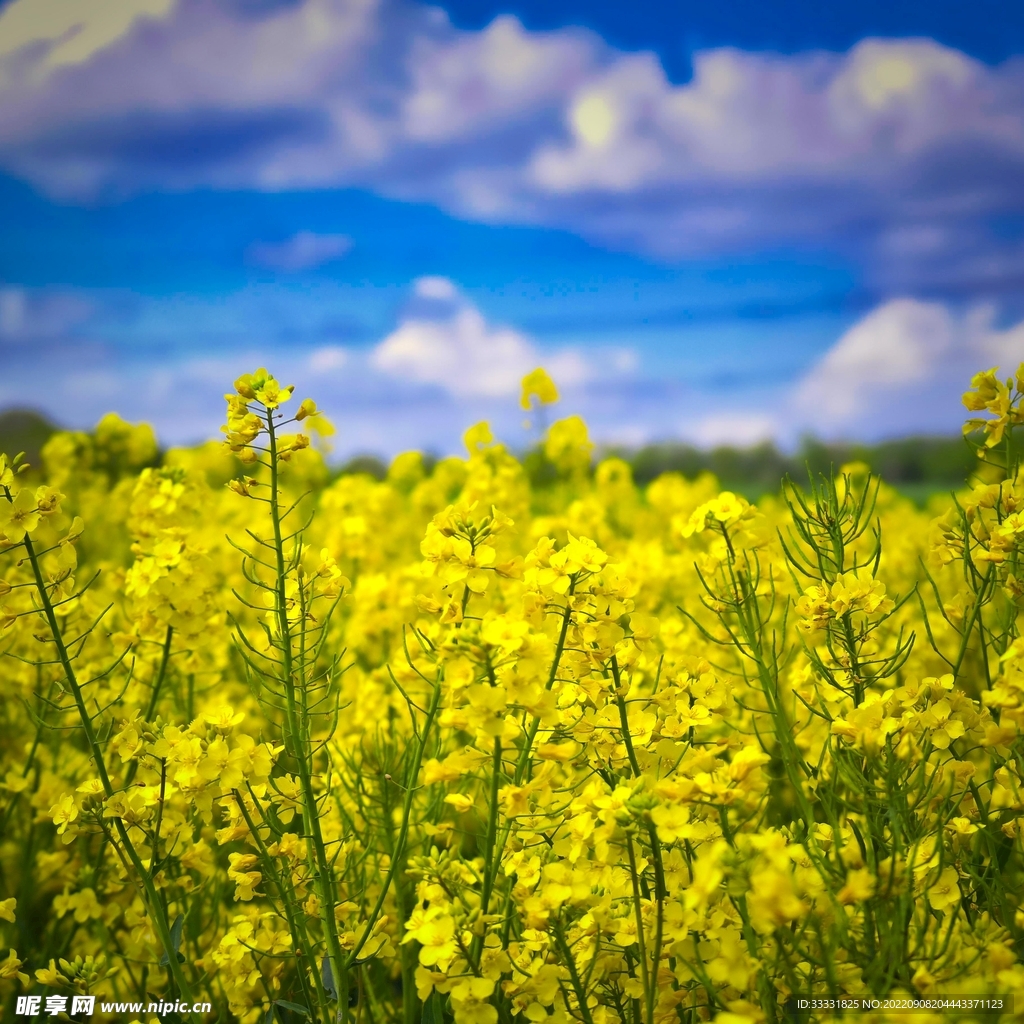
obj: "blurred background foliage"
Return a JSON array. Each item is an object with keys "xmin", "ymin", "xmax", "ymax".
[{"xmin": 0, "ymin": 406, "xmax": 978, "ymax": 506}]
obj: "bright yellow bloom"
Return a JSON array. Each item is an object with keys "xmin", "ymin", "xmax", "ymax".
[
  {"xmin": 49, "ymin": 794, "xmax": 78, "ymax": 835},
  {"xmin": 0, "ymin": 361, "xmax": 1020, "ymax": 1022},
  {"xmin": 838, "ymin": 869, "xmax": 876, "ymax": 904},
  {"xmin": 1, "ymin": 949, "xmax": 29, "ymax": 984},
  {"xmin": 0, "ymin": 488, "xmax": 40, "ymax": 542},
  {"xmin": 234, "ymin": 367, "xmax": 293, "ymax": 408},
  {"xmin": 403, "ymin": 906, "xmax": 457, "ymax": 967},
  {"xmin": 34, "ymin": 959, "xmax": 66, "ymax": 986},
  {"xmin": 203, "ymin": 705, "xmax": 245, "ymax": 730},
  {"xmin": 927, "ymin": 866, "xmax": 962, "ymax": 911},
  {"xmin": 520, "ymin": 367, "xmax": 560, "ymax": 410}
]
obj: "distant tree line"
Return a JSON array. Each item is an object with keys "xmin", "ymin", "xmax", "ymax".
[
  {"xmin": 0, "ymin": 409, "xmax": 57, "ymax": 472},
  {"xmin": 612, "ymin": 436, "xmax": 978, "ymax": 502}
]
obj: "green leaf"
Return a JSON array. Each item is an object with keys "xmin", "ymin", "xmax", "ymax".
[
  {"xmin": 170, "ymin": 913, "xmax": 185, "ymax": 950},
  {"xmin": 275, "ymin": 1001, "xmax": 309, "ymax": 1016},
  {"xmin": 321, "ymin": 957, "xmax": 337, "ymax": 1001},
  {"xmin": 158, "ymin": 915, "xmax": 186, "ymax": 966},
  {"xmin": 422, "ymin": 991, "xmax": 443, "ymax": 1024}
]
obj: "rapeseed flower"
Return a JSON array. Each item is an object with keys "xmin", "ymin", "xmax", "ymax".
[{"xmin": 0, "ymin": 363, "xmax": 1022, "ymax": 1024}]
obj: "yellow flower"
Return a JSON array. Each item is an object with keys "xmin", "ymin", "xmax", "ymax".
[
  {"xmin": 1, "ymin": 770, "xmax": 29, "ymax": 793},
  {"xmin": 1, "ymin": 360, "xmax": 1022, "ymax": 1020},
  {"xmin": 202, "ymin": 705, "xmax": 245, "ymax": 730},
  {"xmin": 0, "ymin": 488, "xmax": 40, "ymax": 542},
  {"xmin": 543, "ymin": 416, "xmax": 592, "ymax": 474},
  {"xmin": 227, "ymin": 852, "xmax": 262, "ymax": 900},
  {"xmin": 746, "ymin": 867, "xmax": 805, "ymax": 933},
  {"xmin": 520, "ymin": 367, "xmax": 560, "ymax": 410},
  {"xmin": 76, "ymin": 779, "xmax": 105, "ymax": 799},
  {"xmin": 707, "ymin": 929, "xmax": 756, "ymax": 991},
  {"xmin": 49, "ymin": 794, "xmax": 78, "ymax": 835},
  {"xmin": 682, "ymin": 491, "xmax": 747, "ymax": 537},
  {"xmin": 403, "ymin": 907, "xmax": 457, "ymax": 967},
  {"xmin": 963, "ymin": 367, "xmax": 1003, "ymax": 411},
  {"xmin": 34, "ymin": 485, "xmax": 65, "ymax": 515},
  {"xmin": 1, "ymin": 949, "xmax": 29, "ymax": 985},
  {"xmin": 34, "ymin": 958, "xmax": 67, "ymax": 986},
  {"xmin": 829, "ymin": 572, "xmax": 895, "ymax": 617},
  {"xmin": 295, "ymin": 398, "xmax": 318, "ymax": 420},
  {"xmin": 53, "ymin": 888, "xmax": 103, "ymax": 924},
  {"xmin": 535, "ymin": 741, "xmax": 578, "ymax": 762},
  {"xmin": 234, "ymin": 367, "xmax": 293, "ymax": 408},
  {"xmin": 927, "ymin": 866, "xmax": 962, "ymax": 911},
  {"xmin": 837, "ymin": 869, "xmax": 876, "ymax": 904}
]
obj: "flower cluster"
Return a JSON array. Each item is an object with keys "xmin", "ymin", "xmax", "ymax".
[{"xmin": 1, "ymin": 364, "xmax": 1023, "ymax": 1024}]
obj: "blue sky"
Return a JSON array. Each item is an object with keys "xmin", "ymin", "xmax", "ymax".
[{"xmin": 0, "ymin": 0, "xmax": 1023, "ymax": 457}]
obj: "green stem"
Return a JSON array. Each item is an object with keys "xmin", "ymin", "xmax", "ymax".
[
  {"xmin": 470, "ymin": 736, "xmax": 503, "ymax": 967},
  {"xmin": 232, "ymin": 790, "xmax": 325, "ymax": 1021},
  {"xmin": 497, "ymin": 599, "xmax": 574, "ymax": 948},
  {"xmin": 951, "ymin": 564, "xmax": 994, "ymax": 683},
  {"xmin": 552, "ymin": 926, "xmax": 596, "ymax": 1024},
  {"xmin": 345, "ymin": 676, "xmax": 442, "ymax": 967},
  {"xmin": 379, "ymin": 779, "xmax": 419, "ymax": 1024},
  {"xmin": 265, "ymin": 411, "xmax": 348, "ymax": 1020},
  {"xmin": 22, "ymin": 531, "xmax": 199, "ymax": 1018},
  {"xmin": 624, "ymin": 837, "xmax": 651, "ymax": 1023},
  {"xmin": 123, "ymin": 625, "xmax": 175, "ymax": 791},
  {"xmin": 146, "ymin": 625, "xmax": 175, "ymax": 721}
]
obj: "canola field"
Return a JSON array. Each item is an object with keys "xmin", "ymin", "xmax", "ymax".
[{"xmin": 1, "ymin": 366, "xmax": 1024, "ymax": 1024}]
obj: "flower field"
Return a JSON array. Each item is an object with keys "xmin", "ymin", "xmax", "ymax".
[{"xmin": 2, "ymin": 365, "xmax": 1024, "ymax": 1024}]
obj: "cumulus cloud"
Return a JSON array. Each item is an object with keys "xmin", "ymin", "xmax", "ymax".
[
  {"xmin": 689, "ymin": 412, "xmax": 779, "ymax": 449},
  {"xmin": 790, "ymin": 298, "xmax": 1024, "ymax": 439},
  {"xmin": 0, "ymin": 0, "xmax": 1022, "ymax": 288},
  {"xmin": 400, "ymin": 15, "xmax": 595, "ymax": 145},
  {"xmin": 247, "ymin": 230, "xmax": 352, "ymax": 271},
  {"xmin": 306, "ymin": 344, "xmax": 349, "ymax": 372},
  {"xmin": 412, "ymin": 276, "xmax": 459, "ymax": 301},
  {"xmin": 515, "ymin": 41, "xmax": 1024, "ymax": 285},
  {"xmin": 371, "ymin": 276, "xmax": 593, "ymax": 398},
  {"xmin": 2, "ymin": 277, "xmax": 1017, "ymax": 456},
  {"xmin": 0, "ymin": 0, "xmax": 174, "ymax": 80},
  {"xmin": 0, "ymin": 277, "xmax": 644, "ymax": 456}
]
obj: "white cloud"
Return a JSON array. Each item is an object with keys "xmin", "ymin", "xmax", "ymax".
[
  {"xmin": 400, "ymin": 14, "xmax": 594, "ymax": 144},
  {"xmin": 413, "ymin": 275, "xmax": 459, "ymax": 300},
  {"xmin": 0, "ymin": 0, "xmax": 175, "ymax": 80},
  {"xmin": 0, "ymin": 0, "xmax": 384, "ymax": 195},
  {"xmin": 987, "ymin": 315, "xmax": 1024, "ymax": 367},
  {"xmin": 372, "ymin": 307, "xmax": 536, "ymax": 396},
  {"xmin": 307, "ymin": 344, "xmax": 349, "ymax": 372},
  {"xmin": 793, "ymin": 299, "xmax": 954, "ymax": 424},
  {"xmin": 609, "ymin": 348, "xmax": 638, "ymax": 373},
  {"xmin": 0, "ymin": 1, "xmax": 1022, "ymax": 283},
  {"xmin": 0, "ymin": 286, "xmax": 94, "ymax": 340},
  {"xmin": 247, "ymin": 231, "xmax": 352, "ymax": 271},
  {"xmin": 2, "ymin": 278, "xmax": 1017, "ymax": 455},
  {"xmin": 371, "ymin": 276, "xmax": 593, "ymax": 398},
  {"xmin": 690, "ymin": 412, "xmax": 779, "ymax": 449},
  {"xmin": 0, "ymin": 287, "xmax": 30, "ymax": 336},
  {"xmin": 790, "ymin": 298, "xmax": 1024, "ymax": 439},
  {"xmin": 525, "ymin": 39, "xmax": 1013, "ymax": 196}
]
